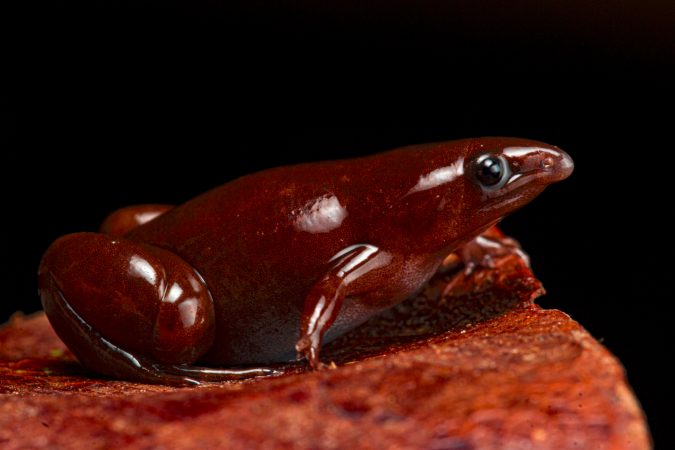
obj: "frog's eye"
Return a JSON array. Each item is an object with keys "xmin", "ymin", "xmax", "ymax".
[{"xmin": 473, "ymin": 154, "xmax": 511, "ymax": 190}]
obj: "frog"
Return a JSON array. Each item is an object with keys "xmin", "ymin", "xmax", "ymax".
[{"xmin": 38, "ymin": 137, "xmax": 573, "ymax": 385}]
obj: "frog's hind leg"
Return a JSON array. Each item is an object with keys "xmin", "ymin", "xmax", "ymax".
[
  {"xmin": 100, "ymin": 204, "xmax": 174, "ymax": 236},
  {"xmin": 39, "ymin": 232, "xmax": 282, "ymax": 385}
]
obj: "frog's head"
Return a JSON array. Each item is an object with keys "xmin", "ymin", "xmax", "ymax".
[
  {"xmin": 464, "ymin": 137, "xmax": 573, "ymax": 214},
  {"xmin": 393, "ymin": 137, "xmax": 574, "ymax": 252},
  {"xmin": 450, "ymin": 137, "xmax": 573, "ymax": 246}
]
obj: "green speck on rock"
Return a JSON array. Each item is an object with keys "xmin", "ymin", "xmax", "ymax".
[{"xmin": 49, "ymin": 348, "xmax": 64, "ymax": 358}]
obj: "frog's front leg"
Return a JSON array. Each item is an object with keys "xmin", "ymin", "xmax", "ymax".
[
  {"xmin": 295, "ymin": 244, "xmax": 387, "ymax": 369},
  {"xmin": 100, "ymin": 204, "xmax": 174, "ymax": 236},
  {"xmin": 39, "ymin": 233, "xmax": 281, "ymax": 385},
  {"xmin": 440, "ymin": 226, "xmax": 530, "ymax": 294},
  {"xmin": 444, "ymin": 225, "xmax": 530, "ymax": 275}
]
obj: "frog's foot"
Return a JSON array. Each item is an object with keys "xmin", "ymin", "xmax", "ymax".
[
  {"xmin": 443, "ymin": 226, "xmax": 529, "ymax": 275},
  {"xmin": 295, "ymin": 334, "xmax": 329, "ymax": 370},
  {"xmin": 100, "ymin": 204, "xmax": 174, "ymax": 236},
  {"xmin": 39, "ymin": 232, "xmax": 282, "ymax": 385},
  {"xmin": 441, "ymin": 226, "xmax": 530, "ymax": 292}
]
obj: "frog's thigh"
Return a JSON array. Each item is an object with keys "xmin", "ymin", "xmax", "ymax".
[{"xmin": 39, "ymin": 232, "xmax": 280, "ymax": 385}]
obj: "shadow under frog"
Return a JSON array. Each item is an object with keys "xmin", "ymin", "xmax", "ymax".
[{"xmin": 38, "ymin": 137, "xmax": 573, "ymax": 385}]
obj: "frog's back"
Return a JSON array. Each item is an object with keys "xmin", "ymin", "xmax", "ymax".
[{"xmin": 129, "ymin": 147, "xmax": 435, "ymax": 273}]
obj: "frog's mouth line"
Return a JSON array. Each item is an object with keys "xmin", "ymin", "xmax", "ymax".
[
  {"xmin": 481, "ymin": 167, "xmax": 555, "ymax": 200},
  {"xmin": 526, "ymin": 165, "xmax": 574, "ymax": 185}
]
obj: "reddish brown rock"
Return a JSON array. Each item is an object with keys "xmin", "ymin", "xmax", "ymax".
[{"xmin": 0, "ymin": 253, "xmax": 650, "ymax": 449}]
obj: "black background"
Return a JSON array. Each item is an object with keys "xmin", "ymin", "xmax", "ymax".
[{"xmin": 4, "ymin": 2, "xmax": 673, "ymax": 447}]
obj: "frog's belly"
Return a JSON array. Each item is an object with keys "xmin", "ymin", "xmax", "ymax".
[
  {"xmin": 198, "ymin": 294, "xmax": 383, "ymax": 366},
  {"xmin": 199, "ymin": 283, "xmax": 430, "ymax": 366}
]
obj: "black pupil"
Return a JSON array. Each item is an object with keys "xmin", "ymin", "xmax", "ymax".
[{"xmin": 476, "ymin": 157, "xmax": 503, "ymax": 187}]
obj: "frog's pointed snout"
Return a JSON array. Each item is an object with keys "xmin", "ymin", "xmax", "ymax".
[
  {"xmin": 555, "ymin": 149, "xmax": 574, "ymax": 180},
  {"xmin": 542, "ymin": 148, "xmax": 574, "ymax": 183}
]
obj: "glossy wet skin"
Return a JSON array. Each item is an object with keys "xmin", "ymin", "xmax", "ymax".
[{"xmin": 39, "ymin": 137, "xmax": 573, "ymax": 384}]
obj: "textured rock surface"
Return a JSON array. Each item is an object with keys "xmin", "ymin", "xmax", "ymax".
[{"xmin": 0, "ymin": 252, "xmax": 650, "ymax": 449}]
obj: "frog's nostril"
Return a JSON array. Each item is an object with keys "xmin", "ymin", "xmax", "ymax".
[
  {"xmin": 537, "ymin": 149, "xmax": 574, "ymax": 182},
  {"xmin": 541, "ymin": 157, "xmax": 555, "ymax": 170}
]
